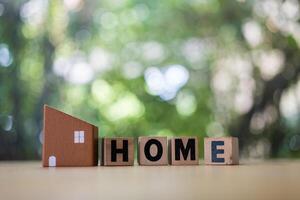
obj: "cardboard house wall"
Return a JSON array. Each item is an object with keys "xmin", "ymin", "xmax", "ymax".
[{"xmin": 42, "ymin": 105, "xmax": 98, "ymax": 167}]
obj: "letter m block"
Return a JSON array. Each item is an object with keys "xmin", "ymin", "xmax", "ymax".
[{"xmin": 169, "ymin": 137, "xmax": 199, "ymax": 165}]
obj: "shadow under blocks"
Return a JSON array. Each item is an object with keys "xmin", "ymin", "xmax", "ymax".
[{"xmin": 42, "ymin": 105, "xmax": 239, "ymax": 167}]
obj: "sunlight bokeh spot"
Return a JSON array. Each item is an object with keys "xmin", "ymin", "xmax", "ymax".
[
  {"xmin": 89, "ymin": 48, "xmax": 113, "ymax": 72},
  {"xmin": 181, "ymin": 38, "xmax": 205, "ymax": 64},
  {"xmin": 92, "ymin": 80, "xmax": 115, "ymax": 105},
  {"xmin": 0, "ymin": 44, "xmax": 13, "ymax": 67},
  {"xmin": 242, "ymin": 20, "xmax": 264, "ymax": 47},
  {"xmin": 53, "ymin": 57, "xmax": 71, "ymax": 77},
  {"xmin": 20, "ymin": 0, "xmax": 48, "ymax": 26},
  {"xmin": 165, "ymin": 65, "xmax": 189, "ymax": 89},
  {"xmin": 105, "ymin": 93, "xmax": 145, "ymax": 121},
  {"xmin": 253, "ymin": 49, "xmax": 285, "ymax": 80},
  {"xmin": 176, "ymin": 90, "xmax": 197, "ymax": 116},
  {"xmin": 0, "ymin": 115, "xmax": 13, "ymax": 132},
  {"xmin": 66, "ymin": 62, "xmax": 94, "ymax": 85},
  {"xmin": 142, "ymin": 41, "xmax": 165, "ymax": 63},
  {"xmin": 144, "ymin": 65, "xmax": 189, "ymax": 101},
  {"xmin": 64, "ymin": 0, "xmax": 83, "ymax": 11}
]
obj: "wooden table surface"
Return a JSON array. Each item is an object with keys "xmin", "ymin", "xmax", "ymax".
[{"xmin": 0, "ymin": 160, "xmax": 299, "ymax": 200}]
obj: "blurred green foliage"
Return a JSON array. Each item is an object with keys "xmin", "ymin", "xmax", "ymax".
[{"xmin": 1, "ymin": 0, "xmax": 300, "ymax": 159}]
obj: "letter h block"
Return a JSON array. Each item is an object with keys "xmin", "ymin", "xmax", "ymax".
[
  {"xmin": 204, "ymin": 137, "xmax": 239, "ymax": 165},
  {"xmin": 169, "ymin": 137, "xmax": 199, "ymax": 165},
  {"xmin": 101, "ymin": 137, "xmax": 134, "ymax": 166},
  {"xmin": 138, "ymin": 136, "xmax": 168, "ymax": 166}
]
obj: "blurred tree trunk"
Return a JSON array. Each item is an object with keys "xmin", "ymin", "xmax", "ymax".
[
  {"xmin": 32, "ymin": 35, "xmax": 55, "ymax": 155},
  {"xmin": 230, "ymin": 36, "xmax": 300, "ymax": 157},
  {"xmin": 0, "ymin": 1, "xmax": 56, "ymax": 159},
  {"xmin": 0, "ymin": 1, "xmax": 26, "ymax": 159}
]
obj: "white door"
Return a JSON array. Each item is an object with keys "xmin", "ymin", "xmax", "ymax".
[{"xmin": 48, "ymin": 155, "xmax": 56, "ymax": 167}]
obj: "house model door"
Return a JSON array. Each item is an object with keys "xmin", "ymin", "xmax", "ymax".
[{"xmin": 48, "ymin": 156, "xmax": 56, "ymax": 167}]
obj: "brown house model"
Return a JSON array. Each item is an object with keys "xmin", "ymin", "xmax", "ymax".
[{"xmin": 43, "ymin": 105, "xmax": 98, "ymax": 167}]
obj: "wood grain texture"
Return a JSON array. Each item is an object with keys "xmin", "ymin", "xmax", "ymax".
[
  {"xmin": 101, "ymin": 137, "xmax": 134, "ymax": 166},
  {"xmin": 1, "ymin": 160, "xmax": 300, "ymax": 200},
  {"xmin": 204, "ymin": 137, "xmax": 239, "ymax": 165},
  {"xmin": 169, "ymin": 137, "xmax": 199, "ymax": 165},
  {"xmin": 43, "ymin": 105, "xmax": 98, "ymax": 167},
  {"xmin": 138, "ymin": 136, "xmax": 168, "ymax": 166}
]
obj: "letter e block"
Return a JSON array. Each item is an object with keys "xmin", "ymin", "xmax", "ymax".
[
  {"xmin": 138, "ymin": 137, "xmax": 168, "ymax": 166},
  {"xmin": 169, "ymin": 137, "xmax": 199, "ymax": 165},
  {"xmin": 204, "ymin": 137, "xmax": 239, "ymax": 165},
  {"xmin": 101, "ymin": 137, "xmax": 134, "ymax": 166}
]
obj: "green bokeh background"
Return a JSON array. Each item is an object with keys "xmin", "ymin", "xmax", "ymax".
[{"xmin": 1, "ymin": 0, "xmax": 300, "ymax": 159}]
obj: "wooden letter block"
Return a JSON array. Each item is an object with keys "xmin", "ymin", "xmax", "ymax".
[
  {"xmin": 101, "ymin": 137, "xmax": 134, "ymax": 166},
  {"xmin": 138, "ymin": 136, "xmax": 168, "ymax": 166},
  {"xmin": 43, "ymin": 105, "xmax": 98, "ymax": 167},
  {"xmin": 169, "ymin": 137, "xmax": 199, "ymax": 165},
  {"xmin": 204, "ymin": 137, "xmax": 239, "ymax": 165}
]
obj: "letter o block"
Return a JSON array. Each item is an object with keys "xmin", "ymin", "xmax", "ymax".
[
  {"xmin": 204, "ymin": 137, "xmax": 239, "ymax": 165},
  {"xmin": 169, "ymin": 137, "xmax": 199, "ymax": 165},
  {"xmin": 138, "ymin": 137, "xmax": 168, "ymax": 166}
]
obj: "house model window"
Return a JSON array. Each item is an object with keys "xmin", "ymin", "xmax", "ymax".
[{"xmin": 74, "ymin": 131, "xmax": 85, "ymax": 143}]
